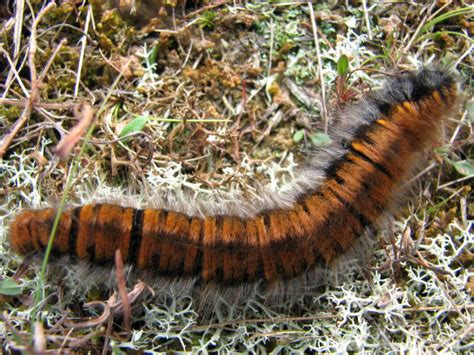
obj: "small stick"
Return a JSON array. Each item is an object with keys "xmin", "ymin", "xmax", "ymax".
[
  {"xmin": 64, "ymin": 301, "xmax": 111, "ymax": 329},
  {"xmin": 308, "ymin": 1, "xmax": 328, "ymax": 133},
  {"xmin": 54, "ymin": 104, "xmax": 96, "ymax": 158},
  {"xmin": 0, "ymin": 99, "xmax": 79, "ymax": 110},
  {"xmin": 115, "ymin": 249, "xmax": 132, "ymax": 336},
  {"xmin": 267, "ymin": 18, "xmax": 274, "ymax": 78},
  {"xmin": 0, "ymin": 2, "xmax": 57, "ymax": 158},
  {"xmin": 75, "ymin": 6, "xmax": 92, "ymax": 96},
  {"xmin": 184, "ymin": 0, "xmax": 233, "ymax": 19}
]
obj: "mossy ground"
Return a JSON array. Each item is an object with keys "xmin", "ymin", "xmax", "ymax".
[{"xmin": 0, "ymin": 1, "xmax": 472, "ymax": 352}]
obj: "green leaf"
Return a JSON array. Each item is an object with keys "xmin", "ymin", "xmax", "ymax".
[
  {"xmin": 293, "ymin": 129, "xmax": 305, "ymax": 143},
  {"xmin": 198, "ymin": 11, "xmax": 217, "ymax": 30},
  {"xmin": 336, "ymin": 55, "xmax": 349, "ymax": 76},
  {"xmin": 420, "ymin": 7, "xmax": 473, "ymax": 35},
  {"xmin": 0, "ymin": 279, "xmax": 23, "ymax": 296},
  {"xmin": 119, "ymin": 116, "xmax": 148, "ymax": 138},
  {"xmin": 433, "ymin": 144, "xmax": 450, "ymax": 157},
  {"xmin": 448, "ymin": 159, "xmax": 474, "ymax": 177},
  {"xmin": 310, "ymin": 132, "xmax": 332, "ymax": 147},
  {"xmin": 112, "ymin": 103, "xmax": 122, "ymax": 118},
  {"xmin": 149, "ymin": 45, "xmax": 159, "ymax": 65}
]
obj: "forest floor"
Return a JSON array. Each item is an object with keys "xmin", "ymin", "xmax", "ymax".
[{"xmin": 0, "ymin": 1, "xmax": 473, "ymax": 353}]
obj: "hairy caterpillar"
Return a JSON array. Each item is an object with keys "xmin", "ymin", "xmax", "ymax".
[{"xmin": 10, "ymin": 68, "xmax": 459, "ymax": 289}]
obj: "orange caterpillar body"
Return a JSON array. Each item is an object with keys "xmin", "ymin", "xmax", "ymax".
[{"xmin": 10, "ymin": 68, "xmax": 459, "ymax": 286}]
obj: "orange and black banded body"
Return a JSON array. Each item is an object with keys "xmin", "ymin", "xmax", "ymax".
[{"xmin": 10, "ymin": 68, "xmax": 459, "ymax": 285}]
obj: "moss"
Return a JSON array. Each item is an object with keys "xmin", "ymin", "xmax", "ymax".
[{"xmin": 0, "ymin": 105, "xmax": 22, "ymax": 122}]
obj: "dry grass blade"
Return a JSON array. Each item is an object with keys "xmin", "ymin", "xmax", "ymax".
[
  {"xmin": 307, "ymin": 0, "xmax": 328, "ymax": 132},
  {"xmin": 64, "ymin": 301, "xmax": 111, "ymax": 329},
  {"xmin": 54, "ymin": 104, "xmax": 96, "ymax": 158},
  {"xmin": 0, "ymin": 2, "xmax": 56, "ymax": 157},
  {"xmin": 33, "ymin": 321, "xmax": 47, "ymax": 353},
  {"xmin": 114, "ymin": 249, "xmax": 131, "ymax": 337}
]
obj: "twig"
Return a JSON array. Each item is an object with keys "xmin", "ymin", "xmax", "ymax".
[
  {"xmin": 66, "ymin": 331, "xmax": 102, "ymax": 348},
  {"xmin": 449, "ymin": 109, "xmax": 468, "ymax": 145},
  {"xmin": 0, "ymin": 2, "xmax": 57, "ymax": 158},
  {"xmin": 13, "ymin": 0, "xmax": 25, "ymax": 59},
  {"xmin": 33, "ymin": 322, "xmax": 47, "ymax": 353},
  {"xmin": 437, "ymin": 175, "xmax": 474, "ymax": 190},
  {"xmin": 402, "ymin": 2, "xmax": 438, "ymax": 53},
  {"xmin": 308, "ymin": 1, "xmax": 328, "ymax": 133},
  {"xmin": 2, "ymin": 311, "xmax": 28, "ymax": 348},
  {"xmin": 404, "ymin": 304, "xmax": 474, "ymax": 313},
  {"xmin": 267, "ymin": 18, "xmax": 274, "ymax": 77},
  {"xmin": 408, "ymin": 252, "xmax": 451, "ymax": 276},
  {"xmin": 0, "ymin": 103, "xmax": 39, "ymax": 153},
  {"xmin": 437, "ymin": 324, "xmax": 474, "ymax": 352},
  {"xmin": 184, "ymin": 0, "xmax": 233, "ymax": 19},
  {"xmin": 75, "ymin": 5, "xmax": 92, "ymax": 97},
  {"xmin": 191, "ymin": 313, "xmax": 339, "ymax": 331},
  {"xmin": 101, "ymin": 312, "xmax": 114, "ymax": 355},
  {"xmin": 0, "ymin": 99, "xmax": 79, "ymax": 110},
  {"xmin": 1, "ymin": 0, "xmax": 26, "ymax": 99},
  {"xmin": 454, "ymin": 44, "xmax": 474, "ymax": 68},
  {"xmin": 64, "ymin": 301, "xmax": 111, "ymax": 329},
  {"xmin": 0, "ymin": 47, "xmax": 30, "ymax": 97},
  {"xmin": 404, "ymin": 162, "xmax": 437, "ymax": 187},
  {"xmin": 249, "ymin": 330, "xmax": 305, "ymax": 341},
  {"xmin": 54, "ymin": 104, "xmax": 96, "ymax": 158},
  {"xmin": 58, "ymin": 328, "xmax": 75, "ymax": 354},
  {"xmin": 38, "ymin": 38, "xmax": 68, "ymax": 82},
  {"xmin": 115, "ymin": 249, "xmax": 132, "ymax": 337}
]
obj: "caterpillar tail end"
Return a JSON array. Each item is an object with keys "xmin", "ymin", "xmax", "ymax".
[{"xmin": 10, "ymin": 208, "xmax": 70, "ymax": 255}]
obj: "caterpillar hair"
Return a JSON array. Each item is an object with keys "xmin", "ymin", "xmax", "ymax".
[{"xmin": 10, "ymin": 67, "xmax": 460, "ymax": 301}]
